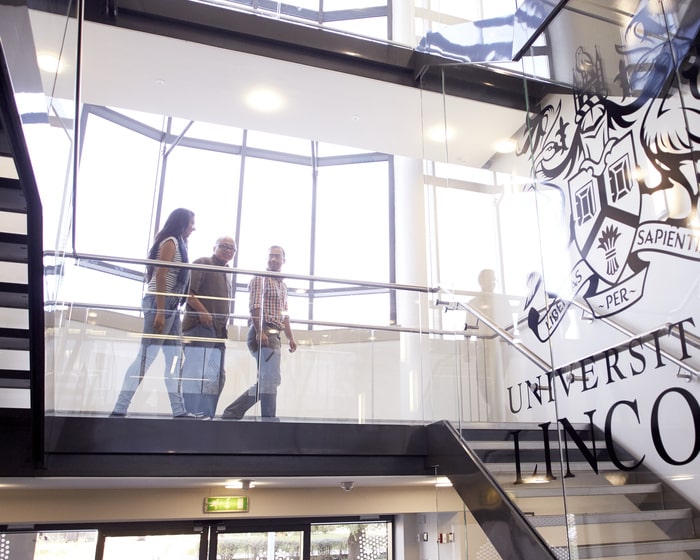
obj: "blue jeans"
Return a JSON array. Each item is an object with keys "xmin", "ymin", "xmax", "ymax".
[
  {"xmin": 112, "ymin": 294, "xmax": 187, "ymax": 416},
  {"xmin": 181, "ymin": 323, "xmax": 226, "ymax": 417},
  {"xmin": 221, "ymin": 326, "xmax": 281, "ymax": 419}
]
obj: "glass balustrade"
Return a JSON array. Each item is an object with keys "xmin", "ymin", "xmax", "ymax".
[
  {"xmin": 420, "ymin": 0, "xmax": 700, "ymax": 557},
  {"xmin": 46, "ymin": 253, "xmax": 561, "ymax": 425}
]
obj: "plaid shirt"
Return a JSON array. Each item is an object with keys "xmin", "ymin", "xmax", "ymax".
[{"xmin": 248, "ymin": 275, "xmax": 287, "ymax": 330}]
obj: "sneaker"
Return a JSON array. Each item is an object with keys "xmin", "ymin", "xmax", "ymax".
[
  {"xmin": 109, "ymin": 411, "xmax": 126, "ymax": 418},
  {"xmin": 174, "ymin": 412, "xmax": 209, "ymax": 419}
]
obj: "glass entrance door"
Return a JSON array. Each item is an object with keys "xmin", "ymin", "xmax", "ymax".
[
  {"xmin": 102, "ymin": 532, "xmax": 204, "ymax": 560},
  {"xmin": 215, "ymin": 530, "xmax": 304, "ymax": 560}
]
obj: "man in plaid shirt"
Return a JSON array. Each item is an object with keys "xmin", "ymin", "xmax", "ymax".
[{"xmin": 222, "ymin": 246, "xmax": 297, "ymax": 420}]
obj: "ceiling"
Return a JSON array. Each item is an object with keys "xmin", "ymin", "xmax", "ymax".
[{"xmin": 30, "ymin": 9, "xmax": 528, "ymax": 169}]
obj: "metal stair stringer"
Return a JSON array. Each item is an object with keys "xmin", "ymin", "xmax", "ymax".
[
  {"xmin": 0, "ymin": 39, "xmax": 45, "ymax": 467},
  {"xmin": 425, "ymin": 420, "xmax": 558, "ymax": 560}
]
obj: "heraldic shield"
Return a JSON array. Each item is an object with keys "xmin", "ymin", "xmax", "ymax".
[{"xmin": 567, "ymin": 132, "xmax": 641, "ymax": 285}]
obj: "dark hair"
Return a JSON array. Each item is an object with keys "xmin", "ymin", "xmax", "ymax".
[
  {"xmin": 152, "ymin": 208, "xmax": 194, "ymax": 249},
  {"xmin": 146, "ymin": 208, "xmax": 194, "ymax": 281}
]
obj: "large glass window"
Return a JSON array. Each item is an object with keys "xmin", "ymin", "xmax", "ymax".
[
  {"xmin": 76, "ymin": 113, "xmax": 161, "ymax": 258},
  {"xmin": 193, "ymin": 1, "xmax": 391, "ymax": 42},
  {"xmin": 66, "ymin": 106, "xmax": 394, "ymax": 327},
  {"xmin": 237, "ymin": 157, "xmax": 313, "ymax": 276},
  {"xmin": 159, "ymin": 145, "xmax": 241, "ymax": 261},
  {"xmin": 315, "ymin": 161, "xmax": 390, "ymax": 283}
]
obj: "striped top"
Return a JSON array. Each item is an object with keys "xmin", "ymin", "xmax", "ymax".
[{"xmin": 147, "ymin": 236, "xmax": 186, "ymax": 296}]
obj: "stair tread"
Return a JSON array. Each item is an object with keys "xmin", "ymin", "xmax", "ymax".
[
  {"xmin": 470, "ymin": 440, "xmax": 600, "ymax": 450},
  {"xmin": 0, "ymin": 176, "xmax": 25, "ymax": 213},
  {"xmin": 0, "ymin": 281, "xmax": 28, "ymax": 309},
  {"xmin": 0, "ymin": 231, "xmax": 27, "ymax": 243},
  {"xmin": 0, "ymin": 281, "xmax": 27, "ymax": 292},
  {"xmin": 505, "ymin": 482, "xmax": 661, "ymax": 498},
  {"xmin": 487, "ymin": 461, "xmax": 618, "ymax": 473},
  {"xmin": 0, "ymin": 232, "xmax": 28, "ymax": 263},
  {"xmin": 0, "ymin": 176, "xmax": 20, "ymax": 189},
  {"xmin": 567, "ymin": 537, "xmax": 700, "ymax": 558},
  {"xmin": 0, "ymin": 326, "xmax": 29, "ymax": 351},
  {"xmin": 0, "ymin": 377, "xmax": 30, "ymax": 389},
  {"xmin": 0, "ymin": 369, "xmax": 30, "ymax": 377},
  {"xmin": 530, "ymin": 508, "xmax": 692, "ymax": 526}
]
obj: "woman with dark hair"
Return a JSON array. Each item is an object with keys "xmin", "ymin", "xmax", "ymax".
[{"xmin": 111, "ymin": 208, "xmax": 196, "ymax": 418}]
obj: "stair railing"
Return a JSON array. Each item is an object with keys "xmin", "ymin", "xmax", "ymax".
[
  {"xmin": 0, "ymin": 42, "xmax": 45, "ymax": 467},
  {"xmin": 437, "ymin": 298, "xmax": 700, "ymax": 385}
]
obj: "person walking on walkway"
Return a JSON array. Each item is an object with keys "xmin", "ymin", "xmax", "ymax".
[
  {"xmin": 180, "ymin": 236, "xmax": 236, "ymax": 418},
  {"xmin": 111, "ymin": 208, "xmax": 195, "ymax": 418},
  {"xmin": 221, "ymin": 245, "xmax": 296, "ymax": 421}
]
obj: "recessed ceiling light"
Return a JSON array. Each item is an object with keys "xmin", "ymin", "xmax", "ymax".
[
  {"xmin": 245, "ymin": 88, "xmax": 285, "ymax": 112},
  {"xmin": 225, "ymin": 480, "xmax": 256, "ymax": 489},
  {"xmin": 494, "ymin": 139, "xmax": 517, "ymax": 153},
  {"xmin": 37, "ymin": 53, "xmax": 62, "ymax": 73},
  {"xmin": 426, "ymin": 125, "xmax": 454, "ymax": 143}
]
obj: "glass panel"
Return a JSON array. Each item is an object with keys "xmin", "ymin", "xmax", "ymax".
[
  {"xmin": 48, "ymin": 264, "xmax": 445, "ymax": 422},
  {"xmin": 418, "ymin": 49, "xmax": 567, "ymax": 556},
  {"xmin": 419, "ymin": 0, "xmax": 700, "ymax": 557},
  {"xmin": 76, "ymin": 113, "xmax": 161, "ymax": 258},
  {"xmin": 315, "ymin": 161, "xmax": 390, "ymax": 282},
  {"xmin": 34, "ymin": 531, "xmax": 98, "ymax": 560},
  {"xmin": 418, "ymin": 501, "xmax": 503, "ymax": 560},
  {"xmin": 237, "ymin": 157, "xmax": 313, "ymax": 277},
  {"xmin": 325, "ymin": 18, "xmax": 388, "ymax": 42},
  {"xmin": 0, "ymin": 531, "xmax": 98, "ymax": 560},
  {"xmin": 159, "ymin": 144, "xmax": 241, "ymax": 261},
  {"xmin": 217, "ymin": 531, "xmax": 303, "ymax": 560},
  {"xmin": 312, "ymin": 293, "xmax": 390, "ymax": 326},
  {"xmin": 310, "ymin": 522, "xmax": 390, "ymax": 560},
  {"xmin": 103, "ymin": 534, "xmax": 201, "ymax": 560},
  {"xmin": 324, "ymin": 0, "xmax": 384, "ymax": 9}
]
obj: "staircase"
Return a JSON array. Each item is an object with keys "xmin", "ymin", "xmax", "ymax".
[
  {"xmin": 0, "ymin": 42, "xmax": 45, "ymax": 462},
  {"xmin": 461, "ymin": 422, "xmax": 700, "ymax": 559}
]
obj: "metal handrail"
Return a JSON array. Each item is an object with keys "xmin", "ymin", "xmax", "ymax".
[
  {"xmin": 567, "ymin": 299, "xmax": 700, "ymax": 381},
  {"xmin": 47, "ymin": 299, "xmax": 496, "ymax": 338},
  {"xmin": 43, "ymin": 249, "xmax": 438, "ymax": 294},
  {"xmin": 47, "ymin": 252, "xmax": 700, "ymax": 381},
  {"xmin": 436, "ymin": 299, "xmax": 700, "ymax": 383},
  {"xmin": 436, "ymin": 299, "xmax": 552, "ymax": 372}
]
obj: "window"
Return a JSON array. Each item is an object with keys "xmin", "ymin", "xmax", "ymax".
[{"xmin": 63, "ymin": 106, "xmax": 394, "ymax": 327}]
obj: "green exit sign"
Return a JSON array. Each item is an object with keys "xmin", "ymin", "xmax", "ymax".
[{"xmin": 203, "ymin": 496, "xmax": 249, "ymax": 513}]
